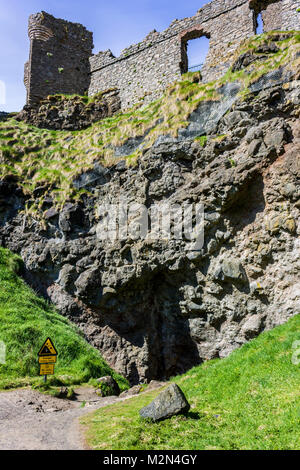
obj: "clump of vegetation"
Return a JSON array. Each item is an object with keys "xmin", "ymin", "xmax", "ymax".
[
  {"xmin": 228, "ymin": 157, "xmax": 237, "ymax": 167},
  {"xmin": 32, "ymin": 381, "xmax": 76, "ymax": 399},
  {"xmin": 0, "ymin": 31, "xmax": 299, "ymax": 220},
  {"xmin": 81, "ymin": 314, "xmax": 300, "ymax": 450},
  {"xmin": 194, "ymin": 135, "xmax": 208, "ymax": 147},
  {"xmin": 0, "ymin": 247, "xmax": 128, "ymax": 391},
  {"xmin": 95, "ymin": 382, "xmax": 115, "ymax": 397}
]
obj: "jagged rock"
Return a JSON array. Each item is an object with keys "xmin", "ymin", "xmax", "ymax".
[
  {"xmin": 0, "ymin": 112, "xmax": 9, "ymax": 122},
  {"xmin": 280, "ymin": 183, "xmax": 298, "ymax": 199},
  {"xmin": 58, "ymin": 204, "xmax": 84, "ymax": 233},
  {"xmin": 245, "ymin": 126, "xmax": 264, "ymax": 143},
  {"xmin": 265, "ymin": 212, "xmax": 296, "ymax": 235},
  {"xmin": 214, "ymin": 259, "xmax": 247, "ymax": 284},
  {"xmin": 232, "ymin": 52, "xmax": 267, "ymax": 72},
  {"xmin": 44, "ymin": 207, "xmax": 58, "ymax": 220},
  {"xmin": 16, "ymin": 89, "xmax": 121, "ymax": 131},
  {"xmin": 146, "ymin": 380, "xmax": 166, "ymax": 391},
  {"xmin": 57, "ymin": 264, "xmax": 77, "ymax": 293},
  {"xmin": 96, "ymin": 376, "xmax": 120, "ymax": 396},
  {"xmin": 74, "ymin": 268, "xmax": 102, "ymax": 305},
  {"xmin": 222, "ymin": 111, "xmax": 253, "ymax": 130},
  {"xmin": 119, "ymin": 385, "xmax": 142, "ymax": 398},
  {"xmin": 139, "ymin": 384, "xmax": 190, "ymax": 421},
  {"xmin": 255, "ymin": 42, "xmax": 279, "ymax": 54},
  {"xmin": 241, "ymin": 315, "xmax": 263, "ymax": 339},
  {"xmin": 248, "ymin": 139, "xmax": 262, "ymax": 156},
  {"xmin": 264, "ymin": 129, "xmax": 286, "ymax": 148},
  {"xmin": 1, "ymin": 71, "xmax": 299, "ymax": 385}
]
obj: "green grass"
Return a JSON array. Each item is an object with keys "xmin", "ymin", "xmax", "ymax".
[
  {"xmin": 0, "ymin": 247, "xmax": 128, "ymax": 391},
  {"xmin": 81, "ymin": 314, "xmax": 300, "ymax": 450},
  {"xmin": 0, "ymin": 31, "xmax": 299, "ymax": 220},
  {"xmin": 194, "ymin": 135, "xmax": 207, "ymax": 147}
]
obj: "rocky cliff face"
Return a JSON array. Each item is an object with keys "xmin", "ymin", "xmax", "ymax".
[
  {"xmin": 0, "ymin": 112, "xmax": 9, "ymax": 122},
  {"xmin": 0, "ymin": 34, "xmax": 299, "ymax": 384},
  {"xmin": 16, "ymin": 89, "xmax": 121, "ymax": 130}
]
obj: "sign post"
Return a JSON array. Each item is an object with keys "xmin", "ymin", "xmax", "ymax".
[{"xmin": 38, "ymin": 337, "xmax": 58, "ymax": 382}]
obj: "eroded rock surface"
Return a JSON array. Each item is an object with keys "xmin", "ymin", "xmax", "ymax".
[
  {"xmin": 0, "ymin": 78, "xmax": 299, "ymax": 385},
  {"xmin": 16, "ymin": 89, "xmax": 121, "ymax": 130}
]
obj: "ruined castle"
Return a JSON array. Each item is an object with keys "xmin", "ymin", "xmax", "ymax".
[{"xmin": 24, "ymin": 0, "xmax": 300, "ymax": 109}]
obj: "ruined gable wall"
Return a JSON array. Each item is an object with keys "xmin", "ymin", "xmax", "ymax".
[
  {"xmin": 89, "ymin": 0, "xmax": 300, "ymax": 109},
  {"xmin": 89, "ymin": 0, "xmax": 257, "ymax": 109},
  {"xmin": 25, "ymin": 12, "xmax": 93, "ymax": 105}
]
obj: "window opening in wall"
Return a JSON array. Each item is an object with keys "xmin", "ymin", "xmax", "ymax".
[
  {"xmin": 255, "ymin": 12, "xmax": 264, "ymax": 34},
  {"xmin": 186, "ymin": 36, "xmax": 210, "ymax": 72}
]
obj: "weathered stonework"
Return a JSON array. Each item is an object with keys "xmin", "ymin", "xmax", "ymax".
[
  {"xmin": 261, "ymin": 0, "xmax": 300, "ymax": 31},
  {"xmin": 16, "ymin": 89, "xmax": 121, "ymax": 130},
  {"xmin": 24, "ymin": 1, "xmax": 300, "ymax": 108},
  {"xmin": 25, "ymin": 12, "xmax": 93, "ymax": 105}
]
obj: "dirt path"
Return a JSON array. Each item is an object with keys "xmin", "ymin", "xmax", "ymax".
[{"xmin": 0, "ymin": 387, "xmax": 123, "ymax": 450}]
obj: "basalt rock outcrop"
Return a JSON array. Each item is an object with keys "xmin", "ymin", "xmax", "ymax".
[
  {"xmin": 0, "ymin": 55, "xmax": 299, "ymax": 385},
  {"xmin": 0, "ymin": 112, "xmax": 9, "ymax": 122},
  {"xmin": 16, "ymin": 89, "xmax": 121, "ymax": 130}
]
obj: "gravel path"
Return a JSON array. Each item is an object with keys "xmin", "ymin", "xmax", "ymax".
[{"xmin": 0, "ymin": 387, "xmax": 122, "ymax": 450}]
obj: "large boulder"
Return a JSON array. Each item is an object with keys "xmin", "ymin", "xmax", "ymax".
[
  {"xmin": 95, "ymin": 376, "xmax": 120, "ymax": 397},
  {"xmin": 139, "ymin": 384, "xmax": 190, "ymax": 422},
  {"xmin": 120, "ymin": 385, "xmax": 143, "ymax": 398}
]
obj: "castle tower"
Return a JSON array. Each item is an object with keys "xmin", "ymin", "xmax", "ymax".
[{"xmin": 24, "ymin": 11, "xmax": 93, "ymax": 105}]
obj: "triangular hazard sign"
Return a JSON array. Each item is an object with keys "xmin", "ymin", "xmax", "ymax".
[{"xmin": 38, "ymin": 337, "xmax": 58, "ymax": 356}]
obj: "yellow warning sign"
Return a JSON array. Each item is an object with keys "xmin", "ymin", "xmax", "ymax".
[
  {"xmin": 38, "ymin": 337, "xmax": 58, "ymax": 357},
  {"xmin": 39, "ymin": 363, "xmax": 55, "ymax": 376},
  {"xmin": 38, "ymin": 355, "xmax": 57, "ymax": 364}
]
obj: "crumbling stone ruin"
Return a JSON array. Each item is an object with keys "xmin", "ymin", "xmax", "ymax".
[
  {"xmin": 24, "ymin": 12, "xmax": 93, "ymax": 106},
  {"xmin": 24, "ymin": 0, "xmax": 300, "ymax": 109}
]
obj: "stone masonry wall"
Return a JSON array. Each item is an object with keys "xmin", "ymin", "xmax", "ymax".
[
  {"xmin": 25, "ymin": 1, "xmax": 300, "ymax": 108},
  {"xmin": 89, "ymin": 0, "xmax": 254, "ymax": 109},
  {"xmin": 261, "ymin": 0, "xmax": 300, "ymax": 31},
  {"xmin": 25, "ymin": 12, "xmax": 93, "ymax": 105},
  {"xmin": 89, "ymin": 0, "xmax": 300, "ymax": 109}
]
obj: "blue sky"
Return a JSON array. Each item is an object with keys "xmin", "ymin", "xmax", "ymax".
[{"xmin": 0, "ymin": 0, "xmax": 211, "ymax": 111}]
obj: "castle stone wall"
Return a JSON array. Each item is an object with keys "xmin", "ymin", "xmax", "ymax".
[
  {"xmin": 25, "ymin": 12, "xmax": 93, "ymax": 105},
  {"xmin": 25, "ymin": 1, "xmax": 300, "ymax": 108},
  {"xmin": 261, "ymin": 0, "xmax": 300, "ymax": 31},
  {"xmin": 89, "ymin": 0, "xmax": 256, "ymax": 108},
  {"xmin": 89, "ymin": 0, "xmax": 300, "ymax": 109}
]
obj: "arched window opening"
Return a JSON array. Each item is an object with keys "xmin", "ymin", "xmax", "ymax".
[
  {"xmin": 181, "ymin": 31, "xmax": 210, "ymax": 75},
  {"xmin": 187, "ymin": 36, "xmax": 210, "ymax": 72},
  {"xmin": 255, "ymin": 12, "xmax": 264, "ymax": 34}
]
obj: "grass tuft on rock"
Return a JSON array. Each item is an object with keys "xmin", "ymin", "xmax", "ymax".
[{"xmin": 0, "ymin": 31, "xmax": 299, "ymax": 219}]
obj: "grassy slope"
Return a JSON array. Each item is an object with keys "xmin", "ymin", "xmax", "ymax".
[
  {"xmin": 0, "ymin": 247, "xmax": 128, "ymax": 390},
  {"xmin": 0, "ymin": 31, "xmax": 299, "ymax": 217},
  {"xmin": 82, "ymin": 314, "xmax": 300, "ymax": 450}
]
